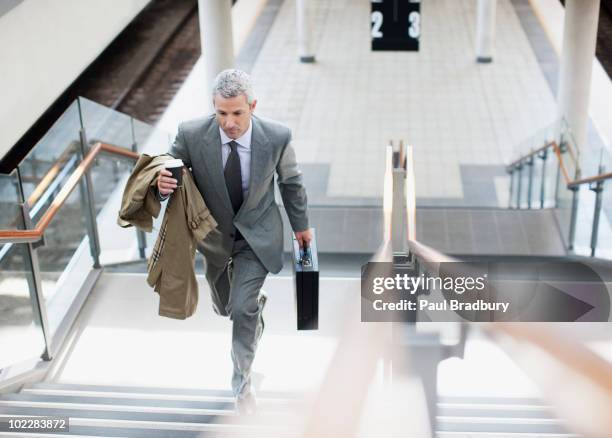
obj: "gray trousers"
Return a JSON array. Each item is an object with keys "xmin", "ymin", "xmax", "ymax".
[{"xmin": 201, "ymin": 239, "xmax": 268, "ymax": 398}]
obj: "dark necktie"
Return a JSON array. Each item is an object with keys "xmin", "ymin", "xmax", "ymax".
[{"xmin": 224, "ymin": 140, "xmax": 243, "ymax": 214}]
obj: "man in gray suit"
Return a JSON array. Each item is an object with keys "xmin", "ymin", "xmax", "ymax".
[{"xmin": 156, "ymin": 69, "xmax": 311, "ymax": 414}]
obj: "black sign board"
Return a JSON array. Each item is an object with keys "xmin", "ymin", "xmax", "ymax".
[{"xmin": 371, "ymin": 0, "xmax": 421, "ymax": 51}]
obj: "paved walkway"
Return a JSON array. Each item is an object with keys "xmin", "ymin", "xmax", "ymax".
[{"xmin": 161, "ymin": 0, "xmax": 559, "ymax": 207}]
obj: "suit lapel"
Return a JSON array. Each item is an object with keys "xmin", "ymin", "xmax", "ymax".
[
  {"xmin": 198, "ymin": 116, "xmax": 272, "ymax": 217},
  {"xmin": 199, "ymin": 118, "xmax": 234, "ymax": 215},
  {"xmin": 238, "ymin": 116, "xmax": 271, "ymax": 216}
]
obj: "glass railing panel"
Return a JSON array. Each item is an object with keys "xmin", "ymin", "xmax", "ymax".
[
  {"xmin": 554, "ymin": 122, "xmax": 581, "ymax": 250},
  {"xmin": 18, "ymin": 101, "xmax": 82, "ymax": 206},
  {"xmin": 89, "ymin": 153, "xmax": 161, "ymax": 265},
  {"xmin": 597, "ymin": 148, "xmax": 612, "ymax": 259},
  {"xmin": 133, "ymin": 118, "xmax": 173, "ymax": 155},
  {"xmin": 32, "ymin": 180, "xmax": 94, "ymax": 336},
  {"xmin": 572, "ymin": 183, "xmax": 596, "ymax": 256},
  {"xmin": 540, "ymin": 140, "xmax": 561, "ymax": 208},
  {"xmin": 510, "ymin": 120, "xmax": 561, "ymax": 209},
  {"xmin": 0, "ymin": 170, "xmax": 22, "ymax": 231},
  {"xmin": 585, "ymin": 146, "xmax": 612, "ymax": 259},
  {"xmin": 78, "ymin": 97, "xmax": 133, "ymax": 149},
  {"xmin": 0, "ymin": 242, "xmax": 47, "ymax": 370},
  {"xmin": 595, "ymin": 198, "xmax": 612, "ymax": 259}
]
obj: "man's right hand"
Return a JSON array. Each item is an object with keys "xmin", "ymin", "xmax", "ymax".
[{"xmin": 157, "ymin": 169, "xmax": 178, "ymax": 196}]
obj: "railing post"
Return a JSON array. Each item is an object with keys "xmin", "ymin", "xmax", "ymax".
[
  {"xmin": 391, "ymin": 169, "xmax": 406, "ymax": 253},
  {"xmin": 516, "ymin": 162, "xmax": 523, "ymax": 209},
  {"xmin": 539, "ymin": 148, "xmax": 548, "ymax": 208},
  {"xmin": 77, "ymin": 99, "xmax": 101, "ymax": 268},
  {"xmin": 130, "ymin": 117, "xmax": 147, "ymax": 260},
  {"xmin": 567, "ymin": 169, "xmax": 581, "ymax": 252},
  {"xmin": 589, "ymin": 166, "xmax": 605, "ymax": 257},
  {"xmin": 16, "ymin": 168, "xmax": 53, "ymax": 361},
  {"xmin": 508, "ymin": 167, "xmax": 515, "ymax": 209},
  {"xmin": 554, "ymin": 140, "xmax": 567, "ymax": 208},
  {"xmin": 526, "ymin": 155, "xmax": 534, "ymax": 209}
]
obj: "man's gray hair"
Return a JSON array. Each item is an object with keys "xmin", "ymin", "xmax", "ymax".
[{"xmin": 212, "ymin": 69, "xmax": 255, "ymax": 104}]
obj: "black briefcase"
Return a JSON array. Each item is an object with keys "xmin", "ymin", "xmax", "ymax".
[{"xmin": 292, "ymin": 228, "xmax": 319, "ymax": 330}]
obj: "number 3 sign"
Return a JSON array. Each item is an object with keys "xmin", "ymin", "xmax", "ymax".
[{"xmin": 371, "ymin": 0, "xmax": 421, "ymax": 51}]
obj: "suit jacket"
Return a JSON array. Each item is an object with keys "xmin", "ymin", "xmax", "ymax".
[
  {"xmin": 118, "ymin": 153, "xmax": 218, "ymax": 319},
  {"xmin": 166, "ymin": 114, "xmax": 309, "ymax": 274}
]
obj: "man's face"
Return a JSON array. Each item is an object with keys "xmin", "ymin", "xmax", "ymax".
[{"xmin": 213, "ymin": 93, "xmax": 257, "ymax": 139}]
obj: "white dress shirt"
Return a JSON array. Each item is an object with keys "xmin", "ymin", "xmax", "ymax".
[{"xmin": 219, "ymin": 119, "xmax": 252, "ymax": 198}]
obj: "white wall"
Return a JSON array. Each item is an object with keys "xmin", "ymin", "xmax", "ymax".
[{"xmin": 0, "ymin": 0, "xmax": 150, "ymax": 159}]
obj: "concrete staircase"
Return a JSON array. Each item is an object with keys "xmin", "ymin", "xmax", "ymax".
[
  {"xmin": 0, "ymin": 382, "xmax": 579, "ymax": 437},
  {"xmin": 0, "ymin": 382, "xmax": 302, "ymax": 437}
]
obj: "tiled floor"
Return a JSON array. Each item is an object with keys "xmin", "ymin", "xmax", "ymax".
[
  {"xmin": 157, "ymin": 0, "xmax": 560, "ymax": 207},
  {"xmin": 247, "ymin": 0, "xmax": 557, "ymax": 205}
]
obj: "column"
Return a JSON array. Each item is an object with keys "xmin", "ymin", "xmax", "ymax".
[
  {"xmin": 557, "ymin": 0, "xmax": 601, "ymax": 150},
  {"xmin": 296, "ymin": 0, "xmax": 315, "ymax": 63},
  {"xmin": 475, "ymin": 0, "xmax": 496, "ymax": 63},
  {"xmin": 198, "ymin": 0, "xmax": 235, "ymax": 110}
]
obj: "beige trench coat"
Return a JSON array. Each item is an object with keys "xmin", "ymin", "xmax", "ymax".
[{"xmin": 117, "ymin": 154, "xmax": 217, "ymax": 319}]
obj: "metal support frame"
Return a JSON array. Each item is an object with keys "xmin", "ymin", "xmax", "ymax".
[
  {"xmin": 391, "ymin": 321, "xmax": 467, "ymax": 434},
  {"xmin": 539, "ymin": 148, "xmax": 548, "ymax": 208},
  {"xmin": 15, "ymin": 169, "xmax": 53, "ymax": 362},
  {"xmin": 554, "ymin": 141, "xmax": 568, "ymax": 208},
  {"xmin": 391, "ymin": 169, "xmax": 406, "ymax": 253},
  {"xmin": 567, "ymin": 185, "xmax": 580, "ymax": 252},
  {"xmin": 77, "ymin": 129, "xmax": 102, "ymax": 268},
  {"xmin": 76, "ymin": 99, "xmax": 101, "ymax": 268},
  {"xmin": 508, "ymin": 168, "xmax": 515, "ymax": 209},
  {"xmin": 392, "ymin": 325, "xmax": 442, "ymax": 432},
  {"xmin": 515, "ymin": 162, "xmax": 524, "ymax": 209},
  {"xmin": 589, "ymin": 165, "xmax": 605, "ymax": 257},
  {"xmin": 567, "ymin": 155, "xmax": 582, "ymax": 251},
  {"xmin": 526, "ymin": 155, "xmax": 534, "ymax": 209}
]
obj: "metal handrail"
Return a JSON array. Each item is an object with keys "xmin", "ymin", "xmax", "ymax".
[
  {"xmin": 25, "ymin": 142, "xmax": 79, "ymax": 207},
  {"xmin": 406, "ymin": 239, "xmax": 457, "ymax": 272},
  {"xmin": 507, "ymin": 141, "xmax": 552, "ymax": 170},
  {"xmin": 568, "ymin": 171, "xmax": 612, "ymax": 188},
  {"xmin": 511, "ymin": 140, "xmax": 611, "ymax": 189},
  {"xmin": 0, "ymin": 142, "xmax": 138, "ymax": 244},
  {"xmin": 408, "ymin": 143, "xmax": 612, "ymax": 437},
  {"xmin": 485, "ymin": 323, "xmax": 612, "ymax": 438}
]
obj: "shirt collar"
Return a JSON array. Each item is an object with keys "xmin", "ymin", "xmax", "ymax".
[{"xmin": 219, "ymin": 119, "xmax": 252, "ymax": 149}]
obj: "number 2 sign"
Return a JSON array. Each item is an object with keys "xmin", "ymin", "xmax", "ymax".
[{"xmin": 371, "ymin": 0, "xmax": 421, "ymax": 51}]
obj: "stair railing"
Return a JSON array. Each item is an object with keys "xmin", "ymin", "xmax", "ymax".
[
  {"xmin": 0, "ymin": 97, "xmax": 157, "ymax": 389},
  {"xmin": 507, "ymin": 118, "xmax": 612, "ymax": 256}
]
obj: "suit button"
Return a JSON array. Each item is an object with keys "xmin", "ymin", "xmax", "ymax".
[{"xmin": 229, "ymin": 233, "xmax": 235, "ymax": 238}]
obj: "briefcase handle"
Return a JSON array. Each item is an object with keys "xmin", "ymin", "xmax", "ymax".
[{"xmin": 299, "ymin": 242, "xmax": 313, "ymax": 268}]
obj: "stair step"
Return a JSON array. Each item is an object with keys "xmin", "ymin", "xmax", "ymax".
[
  {"xmin": 436, "ymin": 416, "xmax": 569, "ymax": 434},
  {"xmin": 435, "ymin": 433, "xmax": 579, "ymax": 438},
  {"xmin": 437, "ymin": 402, "xmax": 555, "ymax": 419},
  {"xmin": 0, "ymin": 399, "xmax": 234, "ymax": 416},
  {"xmin": 23, "ymin": 382, "xmax": 302, "ymax": 401},
  {"xmin": 0, "ymin": 414, "xmax": 283, "ymax": 437},
  {"xmin": 0, "ymin": 405, "xmax": 219, "ymax": 424},
  {"xmin": 0, "ymin": 432, "xmax": 125, "ymax": 438},
  {"xmin": 1, "ymin": 393, "xmax": 235, "ymax": 410},
  {"xmin": 0, "ymin": 403, "xmax": 292, "ymax": 426},
  {"xmin": 438, "ymin": 396, "xmax": 548, "ymax": 406}
]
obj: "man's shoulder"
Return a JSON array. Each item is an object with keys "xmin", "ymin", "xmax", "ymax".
[
  {"xmin": 253, "ymin": 115, "xmax": 291, "ymax": 143},
  {"xmin": 178, "ymin": 115, "xmax": 216, "ymax": 134}
]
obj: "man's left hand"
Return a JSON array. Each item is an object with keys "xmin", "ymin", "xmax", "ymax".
[{"xmin": 294, "ymin": 228, "xmax": 313, "ymax": 249}]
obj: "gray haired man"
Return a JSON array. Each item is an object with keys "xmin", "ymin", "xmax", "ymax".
[{"xmin": 157, "ymin": 69, "xmax": 311, "ymax": 414}]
